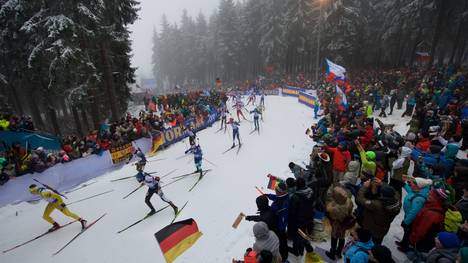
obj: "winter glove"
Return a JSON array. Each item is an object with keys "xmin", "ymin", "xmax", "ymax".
[{"xmin": 245, "ymin": 216, "xmax": 254, "ymax": 221}]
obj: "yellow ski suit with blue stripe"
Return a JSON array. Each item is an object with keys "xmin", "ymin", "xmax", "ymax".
[{"xmin": 38, "ymin": 189, "xmax": 81, "ymax": 224}]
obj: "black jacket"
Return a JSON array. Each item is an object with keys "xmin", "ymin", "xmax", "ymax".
[{"xmin": 288, "ymin": 187, "xmax": 315, "ymax": 230}]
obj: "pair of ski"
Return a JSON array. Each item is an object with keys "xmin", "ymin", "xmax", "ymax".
[
  {"xmin": 117, "ymin": 201, "xmax": 189, "ymax": 234},
  {"xmin": 215, "ymin": 127, "xmax": 227, "ymax": 134},
  {"xmin": 222, "ymin": 144, "xmax": 242, "ymax": 155},
  {"xmin": 3, "ymin": 214, "xmax": 106, "ymax": 255},
  {"xmin": 167, "ymin": 170, "xmax": 211, "ymax": 191},
  {"xmin": 249, "ymin": 128, "xmax": 260, "ymax": 135},
  {"xmin": 111, "ymin": 171, "xmax": 158, "ymax": 182}
]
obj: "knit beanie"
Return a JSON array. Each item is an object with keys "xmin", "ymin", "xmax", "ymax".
[
  {"xmin": 437, "ymin": 232, "xmax": 461, "ymax": 249},
  {"xmin": 380, "ymin": 185, "xmax": 396, "ymax": 198},
  {"xmin": 356, "ymin": 228, "xmax": 372, "ymax": 243},
  {"xmin": 370, "ymin": 245, "xmax": 395, "ymax": 263}
]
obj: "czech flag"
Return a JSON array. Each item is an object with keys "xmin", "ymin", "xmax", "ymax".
[
  {"xmin": 335, "ymin": 85, "xmax": 348, "ymax": 111},
  {"xmin": 325, "ymin": 59, "xmax": 346, "ymax": 84},
  {"xmin": 155, "ymin": 218, "xmax": 203, "ymax": 263},
  {"xmin": 267, "ymin": 174, "xmax": 283, "ymax": 190}
]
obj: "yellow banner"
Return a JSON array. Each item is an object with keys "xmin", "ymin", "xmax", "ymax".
[{"xmin": 110, "ymin": 143, "xmax": 134, "ymax": 164}]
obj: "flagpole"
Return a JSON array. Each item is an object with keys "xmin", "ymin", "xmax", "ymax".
[{"xmin": 315, "ymin": 0, "xmax": 323, "ymax": 86}]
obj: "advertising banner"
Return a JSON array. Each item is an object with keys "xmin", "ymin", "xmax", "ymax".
[{"xmin": 110, "ymin": 143, "xmax": 134, "ymax": 164}]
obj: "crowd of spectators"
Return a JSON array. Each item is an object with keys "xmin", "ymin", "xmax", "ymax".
[
  {"xmin": 236, "ymin": 66, "xmax": 468, "ymax": 263},
  {"xmin": 0, "ymin": 90, "xmax": 227, "ymax": 185}
]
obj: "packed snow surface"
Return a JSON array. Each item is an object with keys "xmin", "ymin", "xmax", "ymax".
[{"xmin": 1, "ymin": 96, "xmax": 416, "ymax": 262}]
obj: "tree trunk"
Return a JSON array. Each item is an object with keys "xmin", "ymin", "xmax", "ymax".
[
  {"xmin": 71, "ymin": 106, "xmax": 83, "ymax": 136},
  {"xmin": 87, "ymin": 87, "xmax": 101, "ymax": 130},
  {"xmin": 99, "ymin": 41, "xmax": 119, "ymax": 122},
  {"xmin": 456, "ymin": 38, "xmax": 467, "ymax": 65},
  {"xmin": 428, "ymin": 0, "xmax": 447, "ymax": 67},
  {"xmin": 449, "ymin": 0, "xmax": 468, "ymax": 65},
  {"xmin": 80, "ymin": 106, "xmax": 90, "ymax": 133},
  {"xmin": 48, "ymin": 106, "xmax": 61, "ymax": 136},
  {"xmin": 26, "ymin": 89, "xmax": 44, "ymax": 128},
  {"xmin": 9, "ymin": 82, "xmax": 24, "ymax": 115}
]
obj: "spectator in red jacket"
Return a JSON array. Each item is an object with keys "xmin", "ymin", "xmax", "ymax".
[
  {"xmin": 360, "ymin": 122, "xmax": 374, "ymax": 149},
  {"xmin": 416, "ymin": 132, "xmax": 431, "ymax": 152},
  {"xmin": 409, "ymin": 188, "xmax": 449, "ymax": 252},
  {"xmin": 325, "ymin": 141, "xmax": 351, "ymax": 184}
]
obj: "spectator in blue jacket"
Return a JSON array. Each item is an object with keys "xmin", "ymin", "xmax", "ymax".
[
  {"xmin": 266, "ymin": 182, "xmax": 289, "ymax": 261},
  {"xmin": 344, "ymin": 227, "xmax": 374, "ymax": 263},
  {"xmin": 396, "ymin": 177, "xmax": 431, "ymax": 252}
]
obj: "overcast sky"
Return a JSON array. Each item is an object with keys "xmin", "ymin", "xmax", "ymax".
[{"xmin": 129, "ymin": 0, "xmax": 220, "ymax": 80}]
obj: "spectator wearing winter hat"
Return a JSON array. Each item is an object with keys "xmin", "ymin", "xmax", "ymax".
[
  {"xmin": 369, "ymin": 245, "xmax": 395, "ymax": 263},
  {"xmin": 325, "ymin": 186, "xmax": 354, "ymax": 260},
  {"xmin": 410, "ymin": 189, "xmax": 449, "ymax": 252},
  {"xmin": 357, "ymin": 180, "xmax": 401, "ymax": 244},
  {"xmin": 390, "ymin": 146, "xmax": 412, "ymax": 197},
  {"xmin": 245, "ymin": 195, "xmax": 288, "ymax": 262},
  {"xmin": 252, "ymin": 222, "xmax": 282, "ymax": 263},
  {"xmin": 425, "ymin": 232, "xmax": 460, "ymax": 263},
  {"xmin": 266, "ymin": 182, "xmax": 289, "ymax": 261},
  {"xmin": 246, "ymin": 195, "xmax": 277, "ymax": 233},
  {"xmin": 324, "ymin": 141, "xmax": 351, "ymax": 185},
  {"xmin": 397, "ymin": 177, "xmax": 431, "ymax": 252},
  {"xmin": 344, "ymin": 227, "xmax": 374, "ymax": 263},
  {"xmin": 288, "ymin": 162, "xmax": 311, "ymax": 185}
]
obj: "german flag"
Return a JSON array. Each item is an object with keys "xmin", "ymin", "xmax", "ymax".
[
  {"xmin": 267, "ymin": 174, "xmax": 282, "ymax": 190},
  {"xmin": 149, "ymin": 132, "xmax": 164, "ymax": 156},
  {"xmin": 155, "ymin": 218, "xmax": 202, "ymax": 263}
]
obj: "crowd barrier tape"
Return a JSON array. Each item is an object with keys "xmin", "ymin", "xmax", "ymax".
[
  {"xmin": 281, "ymin": 86, "xmax": 304, "ymax": 97},
  {"xmin": 0, "ymin": 92, "xmax": 285, "ymax": 207}
]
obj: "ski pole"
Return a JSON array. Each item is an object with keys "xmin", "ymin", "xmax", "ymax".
[
  {"xmin": 123, "ymin": 184, "xmax": 144, "ymax": 199},
  {"xmin": 203, "ymin": 157, "xmax": 217, "ymax": 167},
  {"xmin": 67, "ymin": 190, "xmax": 114, "ymax": 206},
  {"xmin": 176, "ymin": 154, "xmax": 189, "ymax": 160},
  {"xmin": 33, "ymin": 179, "xmax": 68, "ymax": 199},
  {"xmin": 255, "ymin": 186, "xmax": 265, "ymax": 195},
  {"xmin": 160, "ymin": 168, "xmax": 178, "ymax": 179},
  {"xmin": 148, "ymin": 158, "xmax": 166, "ymax": 162}
]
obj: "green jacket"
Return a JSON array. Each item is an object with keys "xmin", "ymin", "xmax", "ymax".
[{"xmin": 359, "ymin": 149, "xmax": 376, "ymax": 177}]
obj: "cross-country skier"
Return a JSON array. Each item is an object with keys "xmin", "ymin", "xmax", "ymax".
[
  {"xmin": 129, "ymin": 148, "xmax": 146, "ymax": 168},
  {"xmin": 246, "ymin": 91, "xmax": 256, "ymax": 106},
  {"xmin": 220, "ymin": 106, "xmax": 229, "ymax": 131},
  {"xmin": 260, "ymin": 92, "xmax": 265, "ymax": 108},
  {"xmin": 233, "ymin": 99, "xmax": 247, "ymax": 122},
  {"xmin": 227, "ymin": 117, "xmax": 241, "ymax": 147},
  {"xmin": 183, "ymin": 126, "xmax": 197, "ymax": 146},
  {"xmin": 250, "ymin": 107, "xmax": 262, "ymax": 131},
  {"xmin": 137, "ymin": 173, "xmax": 178, "ymax": 216},
  {"xmin": 29, "ymin": 184, "xmax": 87, "ymax": 231},
  {"xmin": 184, "ymin": 144, "xmax": 203, "ymax": 177}
]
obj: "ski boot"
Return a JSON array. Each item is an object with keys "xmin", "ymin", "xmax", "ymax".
[
  {"xmin": 172, "ymin": 205, "xmax": 179, "ymax": 215},
  {"xmin": 80, "ymin": 218, "xmax": 88, "ymax": 229},
  {"xmin": 48, "ymin": 222, "xmax": 61, "ymax": 232}
]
